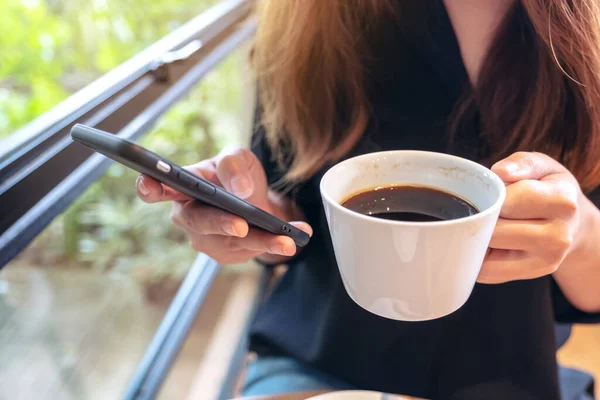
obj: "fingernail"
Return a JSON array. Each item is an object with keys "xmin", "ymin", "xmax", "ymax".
[
  {"xmin": 230, "ymin": 175, "xmax": 253, "ymax": 198},
  {"xmin": 221, "ymin": 220, "xmax": 238, "ymax": 236},
  {"xmin": 290, "ymin": 222, "xmax": 313, "ymax": 237},
  {"xmin": 304, "ymin": 226, "xmax": 313, "ymax": 237},
  {"xmin": 137, "ymin": 177, "xmax": 150, "ymax": 196},
  {"xmin": 269, "ymin": 241, "xmax": 290, "ymax": 256},
  {"xmin": 503, "ymin": 162, "xmax": 520, "ymax": 175}
]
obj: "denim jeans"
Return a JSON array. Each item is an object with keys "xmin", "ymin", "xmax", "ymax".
[
  {"xmin": 242, "ymin": 356, "xmax": 355, "ymax": 396},
  {"xmin": 243, "ymin": 356, "xmax": 595, "ymax": 399}
]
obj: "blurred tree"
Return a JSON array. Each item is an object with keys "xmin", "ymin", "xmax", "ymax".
[{"xmin": 0, "ymin": 0, "xmax": 219, "ymax": 136}]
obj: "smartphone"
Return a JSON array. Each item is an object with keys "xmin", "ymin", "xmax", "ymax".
[{"xmin": 70, "ymin": 124, "xmax": 310, "ymax": 247}]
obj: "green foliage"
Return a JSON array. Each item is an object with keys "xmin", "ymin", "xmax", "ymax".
[
  {"xmin": 0, "ymin": 0, "xmax": 219, "ymax": 137},
  {"xmin": 4, "ymin": 0, "xmax": 248, "ymax": 283}
]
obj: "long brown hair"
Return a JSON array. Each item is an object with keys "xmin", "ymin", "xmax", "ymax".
[{"xmin": 253, "ymin": 0, "xmax": 600, "ymax": 191}]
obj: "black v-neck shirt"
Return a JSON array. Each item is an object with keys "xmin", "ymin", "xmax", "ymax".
[{"xmin": 248, "ymin": 3, "xmax": 600, "ymax": 399}]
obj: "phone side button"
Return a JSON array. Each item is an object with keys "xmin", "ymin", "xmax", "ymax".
[
  {"xmin": 156, "ymin": 160, "xmax": 171, "ymax": 173},
  {"xmin": 196, "ymin": 180, "xmax": 216, "ymax": 196},
  {"xmin": 178, "ymin": 171, "xmax": 197, "ymax": 187}
]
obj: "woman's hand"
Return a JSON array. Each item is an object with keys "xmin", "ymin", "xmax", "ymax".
[
  {"xmin": 478, "ymin": 152, "xmax": 583, "ymax": 284},
  {"xmin": 135, "ymin": 147, "xmax": 312, "ymax": 265}
]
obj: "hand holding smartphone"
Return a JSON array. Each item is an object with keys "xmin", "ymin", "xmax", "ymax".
[{"xmin": 70, "ymin": 124, "xmax": 311, "ymax": 259}]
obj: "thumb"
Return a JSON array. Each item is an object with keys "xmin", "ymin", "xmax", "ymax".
[
  {"xmin": 214, "ymin": 147, "xmax": 269, "ymax": 205},
  {"xmin": 491, "ymin": 152, "xmax": 565, "ymax": 183}
]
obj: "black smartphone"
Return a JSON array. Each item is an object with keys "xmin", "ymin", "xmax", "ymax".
[{"xmin": 70, "ymin": 124, "xmax": 310, "ymax": 247}]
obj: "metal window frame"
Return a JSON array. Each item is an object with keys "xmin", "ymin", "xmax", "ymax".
[
  {"xmin": 123, "ymin": 257, "xmax": 271, "ymax": 400},
  {"xmin": 123, "ymin": 254, "xmax": 221, "ymax": 400}
]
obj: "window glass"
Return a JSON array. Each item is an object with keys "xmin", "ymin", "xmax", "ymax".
[{"xmin": 0, "ymin": 44, "xmax": 253, "ymax": 399}]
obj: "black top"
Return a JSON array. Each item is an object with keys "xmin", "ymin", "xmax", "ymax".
[{"xmin": 248, "ymin": 3, "xmax": 600, "ymax": 399}]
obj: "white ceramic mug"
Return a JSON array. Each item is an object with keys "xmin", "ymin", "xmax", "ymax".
[{"xmin": 320, "ymin": 151, "xmax": 506, "ymax": 321}]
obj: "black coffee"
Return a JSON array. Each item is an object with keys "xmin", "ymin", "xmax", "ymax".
[{"xmin": 341, "ymin": 185, "xmax": 478, "ymax": 222}]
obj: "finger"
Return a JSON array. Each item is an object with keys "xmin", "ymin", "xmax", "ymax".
[
  {"xmin": 230, "ymin": 228, "xmax": 298, "ymax": 256},
  {"xmin": 500, "ymin": 179, "xmax": 578, "ymax": 219},
  {"xmin": 289, "ymin": 221, "xmax": 313, "ymax": 237},
  {"xmin": 191, "ymin": 228, "xmax": 295, "ymax": 257},
  {"xmin": 490, "ymin": 218, "xmax": 574, "ymax": 265},
  {"xmin": 136, "ymin": 175, "xmax": 189, "ymax": 203},
  {"xmin": 188, "ymin": 234, "xmax": 263, "ymax": 264},
  {"xmin": 173, "ymin": 200, "xmax": 249, "ymax": 237},
  {"xmin": 478, "ymin": 249, "xmax": 557, "ymax": 284},
  {"xmin": 137, "ymin": 160, "xmax": 220, "ymax": 204},
  {"xmin": 488, "ymin": 219, "xmax": 550, "ymax": 251},
  {"xmin": 183, "ymin": 159, "xmax": 222, "ymax": 186},
  {"xmin": 492, "ymin": 152, "xmax": 566, "ymax": 184},
  {"xmin": 215, "ymin": 148, "xmax": 268, "ymax": 204},
  {"xmin": 214, "ymin": 250, "xmax": 265, "ymax": 265}
]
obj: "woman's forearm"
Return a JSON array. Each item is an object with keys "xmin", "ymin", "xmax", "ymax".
[{"xmin": 553, "ymin": 195, "xmax": 600, "ymax": 313}]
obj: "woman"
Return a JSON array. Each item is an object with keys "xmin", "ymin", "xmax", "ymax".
[{"xmin": 137, "ymin": 0, "xmax": 600, "ymax": 398}]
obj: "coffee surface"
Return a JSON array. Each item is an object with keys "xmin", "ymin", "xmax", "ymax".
[{"xmin": 341, "ymin": 185, "xmax": 478, "ymax": 222}]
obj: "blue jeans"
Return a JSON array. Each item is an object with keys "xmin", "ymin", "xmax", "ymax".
[
  {"xmin": 243, "ymin": 356, "xmax": 595, "ymax": 399},
  {"xmin": 242, "ymin": 356, "xmax": 355, "ymax": 396}
]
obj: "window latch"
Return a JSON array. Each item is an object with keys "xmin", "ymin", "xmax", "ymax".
[{"xmin": 151, "ymin": 39, "xmax": 204, "ymax": 82}]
